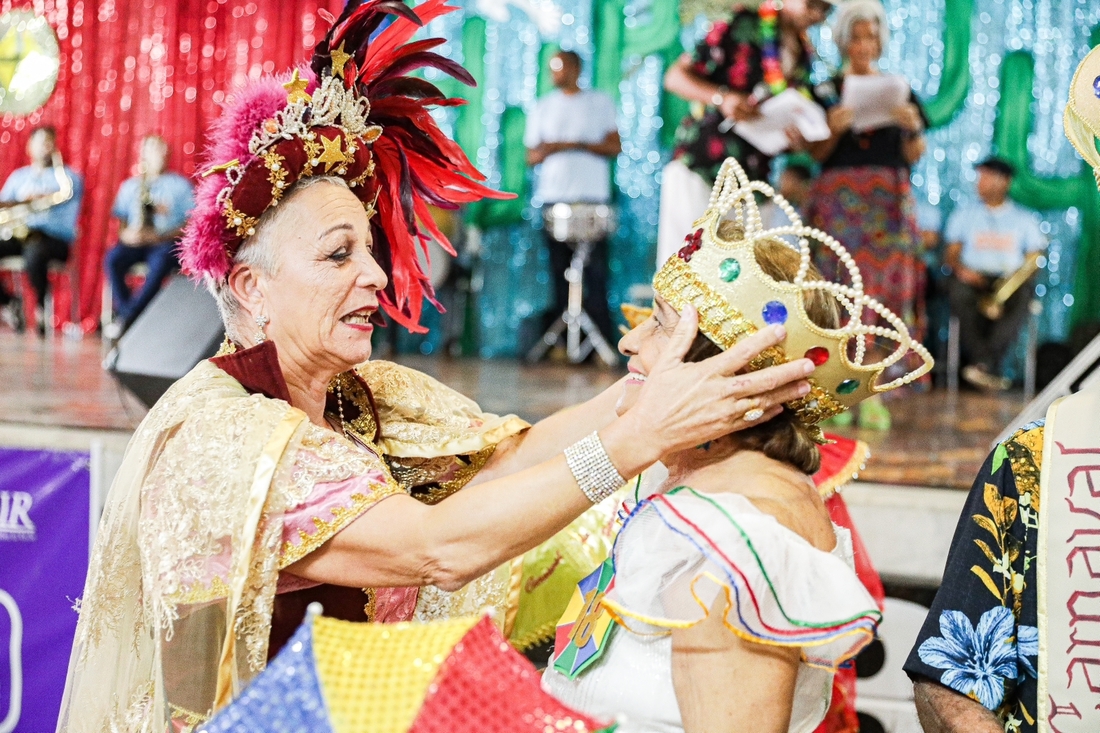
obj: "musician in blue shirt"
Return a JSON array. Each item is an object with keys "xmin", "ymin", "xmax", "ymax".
[
  {"xmin": 944, "ymin": 157, "xmax": 1045, "ymax": 391},
  {"xmin": 0, "ymin": 126, "xmax": 84, "ymax": 335},
  {"xmin": 103, "ymin": 135, "xmax": 194, "ymax": 339}
]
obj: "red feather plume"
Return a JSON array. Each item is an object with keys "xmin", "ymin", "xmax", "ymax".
[{"xmin": 315, "ymin": 0, "xmax": 512, "ymax": 333}]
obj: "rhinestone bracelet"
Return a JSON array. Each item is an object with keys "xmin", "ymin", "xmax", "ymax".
[{"xmin": 564, "ymin": 432, "xmax": 626, "ymax": 504}]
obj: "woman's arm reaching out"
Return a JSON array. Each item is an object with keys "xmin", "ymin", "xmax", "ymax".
[{"xmin": 288, "ymin": 310, "xmax": 815, "ymax": 591}]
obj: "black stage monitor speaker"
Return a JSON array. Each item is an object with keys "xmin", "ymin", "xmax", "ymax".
[{"xmin": 106, "ymin": 274, "xmax": 224, "ymax": 408}]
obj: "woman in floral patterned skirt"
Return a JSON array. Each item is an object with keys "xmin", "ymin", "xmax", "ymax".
[{"xmin": 805, "ymin": 0, "xmax": 927, "ymax": 429}]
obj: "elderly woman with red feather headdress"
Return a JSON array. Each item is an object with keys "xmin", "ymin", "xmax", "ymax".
[{"xmin": 56, "ymin": 2, "xmax": 816, "ymax": 730}]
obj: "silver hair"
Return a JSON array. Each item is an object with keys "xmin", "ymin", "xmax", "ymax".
[
  {"xmin": 833, "ymin": 0, "xmax": 890, "ymax": 56},
  {"xmin": 208, "ymin": 175, "xmax": 351, "ymax": 344}
]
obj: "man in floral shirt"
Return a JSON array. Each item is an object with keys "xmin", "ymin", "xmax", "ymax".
[
  {"xmin": 904, "ymin": 421, "xmax": 1043, "ymax": 732},
  {"xmin": 656, "ymin": 0, "xmax": 833, "ymax": 264}
]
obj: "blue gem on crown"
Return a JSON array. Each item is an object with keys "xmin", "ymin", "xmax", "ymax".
[{"xmin": 762, "ymin": 301, "xmax": 788, "ymax": 325}]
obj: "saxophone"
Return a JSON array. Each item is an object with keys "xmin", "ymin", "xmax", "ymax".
[
  {"xmin": 138, "ymin": 173, "xmax": 156, "ymax": 229},
  {"xmin": 977, "ymin": 250, "xmax": 1043, "ymax": 320},
  {"xmin": 0, "ymin": 151, "xmax": 74, "ymax": 240}
]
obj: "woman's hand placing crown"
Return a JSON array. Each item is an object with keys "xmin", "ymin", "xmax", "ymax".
[{"xmin": 601, "ymin": 304, "xmax": 814, "ymax": 478}]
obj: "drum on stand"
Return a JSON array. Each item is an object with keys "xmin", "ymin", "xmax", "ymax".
[
  {"xmin": 542, "ymin": 203, "xmax": 616, "ymax": 244},
  {"xmin": 527, "ymin": 203, "xmax": 619, "ymax": 367}
]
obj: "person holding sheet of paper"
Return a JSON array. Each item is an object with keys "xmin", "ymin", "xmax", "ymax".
[
  {"xmin": 655, "ymin": 0, "xmax": 835, "ymax": 265},
  {"xmin": 805, "ymin": 0, "xmax": 927, "ymax": 430}
]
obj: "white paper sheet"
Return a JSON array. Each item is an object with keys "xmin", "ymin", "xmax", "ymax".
[
  {"xmin": 840, "ymin": 74, "xmax": 910, "ymax": 132},
  {"xmin": 732, "ymin": 89, "xmax": 830, "ymax": 156}
]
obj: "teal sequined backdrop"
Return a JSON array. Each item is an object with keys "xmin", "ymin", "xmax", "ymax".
[{"xmin": 401, "ymin": 0, "xmax": 1099, "ymax": 359}]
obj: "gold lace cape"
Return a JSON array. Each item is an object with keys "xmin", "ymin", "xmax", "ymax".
[{"xmin": 57, "ymin": 359, "xmax": 528, "ymax": 733}]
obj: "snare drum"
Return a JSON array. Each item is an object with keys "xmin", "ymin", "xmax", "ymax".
[{"xmin": 543, "ymin": 203, "xmax": 617, "ymax": 243}]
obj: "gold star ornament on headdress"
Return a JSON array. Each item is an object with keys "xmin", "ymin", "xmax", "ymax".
[
  {"xmin": 283, "ymin": 68, "xmax": 312, "ymax": 105},
  {"xmin": 1065, "ymin": 44, "xmax": 1100, "ymax": 190},
  {"xmin": 318, "ymin": 133, "xmax": 347, "ymax": 171},
  {"xmin": 330, "ymin": 42, "xmax": 352, "ymax": 79}
]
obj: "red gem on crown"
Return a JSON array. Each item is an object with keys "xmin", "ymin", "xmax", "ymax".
[{"xmin": 678, "ymin": 229, "xmax": 704, "ymax": 262}]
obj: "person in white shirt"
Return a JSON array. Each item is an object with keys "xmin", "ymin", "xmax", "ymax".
[
  {"xmin": 525, "ymin": 50, "xmax": 621, "ymax": 347},
  {"xmin": 944, "ymin": 157, "xmax": 1046, "ymax": 391}
]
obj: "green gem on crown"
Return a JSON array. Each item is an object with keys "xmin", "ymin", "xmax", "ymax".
[
  {"xmin": 719, "ymin": 258, "xmax": 741, "ymax": 283},
  {"xmin": 837, "ymin": 379, "xmax": 860, "ymax": 395}
]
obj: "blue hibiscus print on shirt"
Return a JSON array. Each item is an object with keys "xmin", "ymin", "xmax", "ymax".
[
  {"xmin": 917, "ymin": 607, "xmax": 1022, "ymax": 709},
  {"xmin": 1017, "ymin": 624, "xmax": 1038, "ymax": 678}
]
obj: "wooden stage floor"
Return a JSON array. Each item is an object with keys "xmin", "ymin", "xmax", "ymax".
[{"xmin": 0, "ymin": 331, "xmax": 1024, "ymax": 490}]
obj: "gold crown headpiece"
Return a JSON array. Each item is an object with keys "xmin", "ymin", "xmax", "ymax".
[
  {"xmin": 653, "ymin": 157, "xmax": 934, "ymax": 434},
  {"xmin": 1065, "ymin": 44, "xmax": 1100, "ymax": 191}
]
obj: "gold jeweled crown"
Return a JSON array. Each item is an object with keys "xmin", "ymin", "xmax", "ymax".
[
  {"xmin": 653, "ymin": 157, "xmax": 934, "ymax": 432},
  {"xmin": 1065, "ymin": 44, "xmax": 1100, "ymax": 190}
]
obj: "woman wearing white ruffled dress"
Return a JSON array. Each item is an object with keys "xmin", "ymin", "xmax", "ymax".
[{"xmin": 543, "ymin": 238, "xmax": 884, "ymax": 733}]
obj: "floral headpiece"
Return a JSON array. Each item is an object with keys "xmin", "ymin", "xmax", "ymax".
[
  {"xmin": 1065, "ymin": 44, "xmax": 1100, "ymax": 191},
  {"xmin": 180, "ymin": 0, "xmax": 510, "ymax": 332},
  {"xmin": 653, "ymin": 157, "xmax": 933, "ymax": 438}
]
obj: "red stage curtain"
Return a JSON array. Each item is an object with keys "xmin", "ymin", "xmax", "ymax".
[{"xmin": 0, "ymin": 0, "xmax": 344, "ymax": 331}]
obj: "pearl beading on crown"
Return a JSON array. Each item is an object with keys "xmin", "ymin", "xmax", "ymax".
[
  {"xmin": 705, "ymin": 157, "xmax": 933, "ymax": 392},
  {"xmin": 248, "ymin": 74, "xmax": 375, "ymax": 158},
  {"xmin": 211, "ymin": 72, "xmax": 381, "ymax": 213}
]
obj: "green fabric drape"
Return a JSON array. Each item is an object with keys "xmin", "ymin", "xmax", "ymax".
[
  {"xmin": 623, "ymin": 0, "xmax": 680, "ymax": 57},
  {"xmin": 471, "ymin": 106, "xmax": 529, "ymax": 228},
  {"xmin": 923, "ymin": 0, "xmax": 973, "ymax": 128},
  {"xmin": 993, "ymin": 40, "xmax": 1100, "ymax": 328},
  {"xmin": 455, "ymin": 16, "xmax": 487, "ymax": 162},
  {"xmin": 592, "ymin": 0, "xmax": 626, "ymax": 99}
]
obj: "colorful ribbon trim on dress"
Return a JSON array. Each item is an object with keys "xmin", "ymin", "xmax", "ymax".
[{"xmin": 601, "ymin": 487, "xmax": 880, "ymax": 670}]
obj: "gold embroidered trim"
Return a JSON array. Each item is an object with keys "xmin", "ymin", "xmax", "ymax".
[
  {"xmin": 169, "ymin": 703, "xmax": 209, "ymax": 733},
  {"xmin": 328, "ymin": 371, "xmax": 379, "ymax": 442},
  {"xmin": 167, "ymin": 575, "xmax": 233, "ymax": 606},
  {"xmin": 263, "ymin": 149, "xmax": 289, "ymax": 204},
  {"xmin": 301, "ymin": 136, "xmax": 322, "ymax": 178},
  {"xmin": 392, "ymin": 445, "xmax": 499, "ymax": 505},
  {"xmin": 510, "ymin": 619, "xmax": 558, "ymax": 653},
  {"xmin": 280, "ymin": 483, "xmax": 405, "ymax": 568},
  {"xmin": 439, "ymin": 445, "xmax": 495, "ymax": 494},
  {"xmin": 362, "ymin": 587, "xmax": 376, "ymax": 622},
  {"xmin": 503, "ymin": 554, "xmax": 524, "ymax": 641},
  {"xmin": 816, "ymin": 439, "xmax": 870, "ymax": 500},
  {"xmin": 223, "ymin": 199, "xmax": 258, "ymax": 239},
  {"xmin": 348, "ymin": 154, "xmax": 375, "ymax": 189}
]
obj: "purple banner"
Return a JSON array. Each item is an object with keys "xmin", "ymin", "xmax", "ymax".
[{"xmin": 0, "ymin": 448, "xmax": 90, "ymax": 733}]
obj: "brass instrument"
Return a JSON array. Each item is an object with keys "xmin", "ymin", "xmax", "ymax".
[
  {"xmin": 138, "ymin": 174, "xmax": 157, "ymax": 229},
  {"xmin": 978, "ymin": 250, "xmax": 1043, "ymax": 320},
  {"xmin": 0, "ymin": 151, "xmax": 74, "ymax": 241}
]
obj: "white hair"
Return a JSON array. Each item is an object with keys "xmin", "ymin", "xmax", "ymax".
[
  {"xmin": 208, "ymin": 175, "xmax": 351, "ymax": 344},
  {"xmin": 833, "ymin": 0, "xmax": 890, "ymax": 55}
]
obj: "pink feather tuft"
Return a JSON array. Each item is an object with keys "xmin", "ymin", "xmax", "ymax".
[{"xmin": 180, "ymin": 68, "xmax": 318, "ymax": 281}]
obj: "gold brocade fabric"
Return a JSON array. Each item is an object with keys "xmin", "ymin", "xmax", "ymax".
[
  {"xmin": 57, "ymin": 359, "xmax": 529, "ymax": 733},
  {"xmin": 357, "ymin": 360, "xmax": 530, "ymax": 459},
  {"xmin": 349, "ymin": 361, "xmax": 532, "ymax": 629}
]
